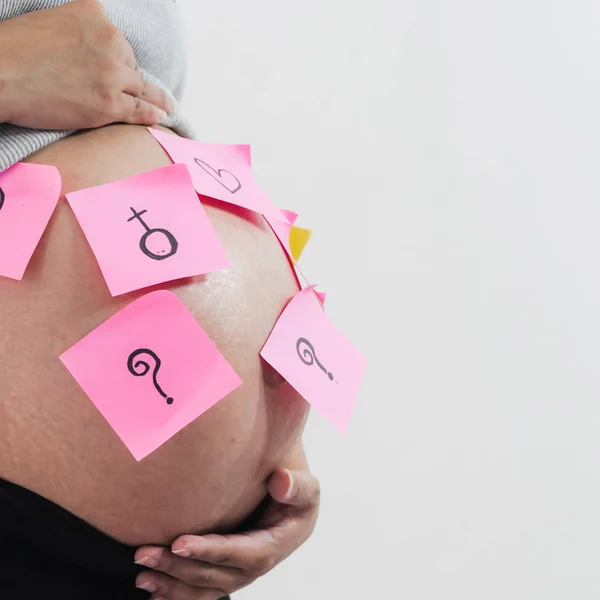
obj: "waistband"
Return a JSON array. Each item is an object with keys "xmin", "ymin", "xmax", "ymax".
[
  {"xmin": 0, "ymin": 477, "xmax": 151, "ymax": 598},
  {"xmin": 0, "ymin": 477, "xmax": 232, "ymax": 599}
]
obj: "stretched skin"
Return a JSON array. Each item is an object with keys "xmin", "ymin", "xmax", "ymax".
[{"xmin": 0, "ymin": 124, "xmax": 309, "ymax": 545}]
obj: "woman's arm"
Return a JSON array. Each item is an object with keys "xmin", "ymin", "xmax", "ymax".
[{"xmin": 0, "ymin": 0, "xmax": 172, "ymax": 129}]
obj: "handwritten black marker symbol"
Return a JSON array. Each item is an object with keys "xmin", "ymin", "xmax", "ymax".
[
  {"xmin": 127, "ymin": 348, "xmax": 174, "ymax": 405},
  {"xmin": 194, "ymin": 158, "xmax": 242, "ymax": 194},
  {"xmin": 296, "ymin": 337, "xmax": 334, "ymax": 381},
  {"xmin": 127, "ymin": 207, "xmax": 178, "ymax": 261},
  {"xmin": 0, "ymin": 187, "xmax": 5, "ymax": 212}
]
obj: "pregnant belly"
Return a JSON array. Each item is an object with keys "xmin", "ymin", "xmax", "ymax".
[{"xmin": 0, "ymin": 124, "xmax": 308, "ymax": 545}]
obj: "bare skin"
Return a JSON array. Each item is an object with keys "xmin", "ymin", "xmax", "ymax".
[{"xmin": 0, "ymin": 124, "xmax": 310, "ymax": 546}]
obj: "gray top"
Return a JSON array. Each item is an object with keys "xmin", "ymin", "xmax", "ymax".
[{"xmin": 0, "ymin": 0, "xmax": 194, "ymax": 172}]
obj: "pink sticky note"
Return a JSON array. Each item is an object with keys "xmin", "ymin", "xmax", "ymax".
[
  {"xmin": 0, "ymin": 162, "xmax": 61, "ymax": 280},
  {"xmin": 261, "ymin": 288, "xmax": 366, "ymax": 432},
  {"xmin": 280, "ymin": 209, "xmax": 298, "ymax": 224},
  {"xmin": 149, "ymin": 128, "xmax": 281, "ymax": 222},
  {"xmin": 60, "ymin": 290, "xmax": 242, "ymax": 460},
  {"xmin": 66, "ymin": 164, "xmax": 229, "ymax": 296},
  {"xmin": 312, "ymin": 285, "xmax": 327, "ymax": 307},
  {"xmin": 290, "ymin": 266, "xmax": 326, "ymax": 306},
  {"xmin": 238, "ymin": 144, "xmax": 252, "ymax": 166},
  {"xmin": 265, "ymin": 209, "xmax": 296, "ymax": 262},
  {"xmin": 265, "ymin": 210, "xmax": 319, "ymax": 297}
]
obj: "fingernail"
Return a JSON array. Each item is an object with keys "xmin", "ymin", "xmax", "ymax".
[
  {"xmin": 136, "ymin": 582, "xmax": 157, "ymax": 593},
  {"xmin": 172, "ymin": 548, "xmax": 191, "ymax": 557},
  {"xmin": 135, "ymin": 556, "xmax": 158, "ymax": 568},
  {"xmin": 167, "ymin": 97, "xmax": 177, "ymax": 113},
  {"xmin": 155, "ymin": 109, "xmax": 168, "ymax": 123},
  {"xmin": 284, "ymin": 471, "xmax": 295, "ymax": 501}
]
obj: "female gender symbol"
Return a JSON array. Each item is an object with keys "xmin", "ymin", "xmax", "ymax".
[
  {"xmin": 296, "ymin": 337, "xmax": 334, "ymax": 381},
  {"xmin": 127, "ymin": 348, "xmax": 174, "ymax": 405},
  {"xmin": 0, "ymin": 187, "xmax": 5, "ymax": 212},
  {"xmin": 127, "ymin": 207, "xmax": 178, "ymax": 260}
]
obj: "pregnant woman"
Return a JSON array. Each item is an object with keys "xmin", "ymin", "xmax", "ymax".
[{"xmin": 0, "ymin": 1, "xmax": 319, "ymax": 599}]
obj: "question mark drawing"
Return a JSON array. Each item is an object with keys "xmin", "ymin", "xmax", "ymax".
[
  {"xmin": 127, "ymin": 207, "xmax": 178, "ymax": 260},
  {"xmin": 296, "ymin": 337, "xmax": 334, "ymax": 381},
  {"xmin": 0, "ymin": 187, "xmax": 5, "ymax": 212},
  {"xmin": 127, "ymin": 348, "xmax": 174, "ymax": 405},
  {"xmin": 194, "ymin": 158, "xmax": 242, "ymax": 194}
]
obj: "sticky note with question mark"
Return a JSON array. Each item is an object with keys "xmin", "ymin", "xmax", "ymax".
[
  {"xmin": 0, "ymin": 162, "xmax": 61, "ymax": 280},
  {"xmin": 148, "ymin": 128, "xmax": 283, "ymax": 223},
  {"xmin": 66, "ymin": 164, "xmax": 229, "ymax": 296},
  {"xmin": 60, "ymin": 290, "xmax": 242, "ymax": 461},
  {"xmin": 260, "ymin": 287, "xmax": 366, "ymax": 433},
  {"xmin": 291, "ymin": 264, "xmax": 327, "ymax": 306}
]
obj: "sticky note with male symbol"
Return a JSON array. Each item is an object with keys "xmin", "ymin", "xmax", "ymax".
[
  {"xmin": 66, "ymin": 164, "xmax": 230, "ymax": 296},
  {"xmin": 148, "ymin": 128, "xmax": 283, "ymax": 223},
  {"xmin": 60, "ymin": 291, "xmax": 242, "ymax": 461},
  {"xmin": 260, "ymin": 287, "xmax": 366, "ymax": 433}
]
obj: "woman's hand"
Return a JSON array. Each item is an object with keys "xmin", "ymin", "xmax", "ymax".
[
  {"xmin": 0, "ymin": 0, "xmax": 173, "ymax": 129},
  {"xmin": 134, "ymin": 468, "xmax": 321, "ymax": 600}
]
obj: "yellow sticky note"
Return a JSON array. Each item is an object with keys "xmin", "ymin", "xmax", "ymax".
[{"xmin": 289, "ymin": 226, "xmax": 311, "ymax": 262}]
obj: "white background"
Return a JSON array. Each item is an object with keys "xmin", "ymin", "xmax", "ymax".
[{"xmin": 180, "ymin": 1, "xmax": 600, "ymax": 598}]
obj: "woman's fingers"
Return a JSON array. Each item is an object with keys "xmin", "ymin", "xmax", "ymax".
[
  {"xmin": 118, "ymin": 93, "xmax": 168, "ymax": 125},
  {"xmin": 0, "ymin": 0, "xmax": 176, "ymax": 129},
  {"xmin": 171, "ymin": 533, "xmax": 278, "ymax": 572},
  {"xmin": 134, "ymin": 469, "xmax": 321, "ymax": 597},
  {"xmin": 121, "ymin": 69, "xmax": 175, "ymax": 114},
  {"xmin": 268, "ymin": 468, "xmax": 321, "ymax": 507},
  {"xmin": 113, "ymin": 22, "xmax": 174, "ymax": 119},
  {"xmin": 118, "ymin": 66, "xmax": 174, "ymax": 125},
  {"xmin": 136, "ymin": 571, "xmax": 227, "ymax": 600},
  {"xmin": 135, "ymin": 546, "xmax": 243, "ymax": 589},
  {"xmin": 139, "ymin": 80, "xmax": 176, "ymax": 114}
]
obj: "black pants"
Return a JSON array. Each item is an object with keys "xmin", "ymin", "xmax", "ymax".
[{"xmin": 0, "ymin": 478, "xmax": 230, "ymax": 599}]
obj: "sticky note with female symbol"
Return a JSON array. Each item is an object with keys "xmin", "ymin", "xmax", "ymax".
[
  {"xmin": 148, "ymin": 128, "xmax": 282, "ymax": 223},
  {"xmin": 60, "ymin": 291, "xmax": 242, "ymax": 460},
  {"xmin": 0, "ymin": 162, "xmax": 61, "ymax": 280},
  {"xmin": 260, "ymin": 287, "xmax": 366, "ymax": 433},
  {"xmin": 66, "ymin": 164, "xmax": 229, "ymax": 296}
]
